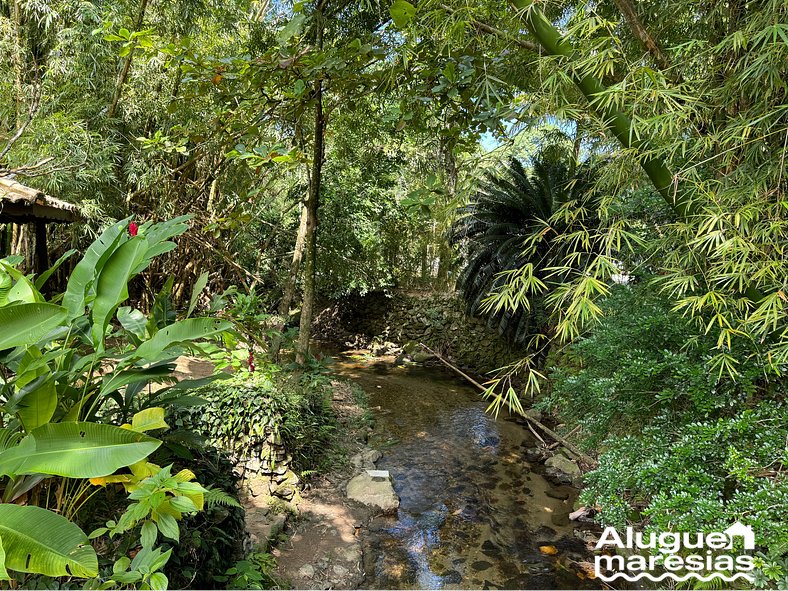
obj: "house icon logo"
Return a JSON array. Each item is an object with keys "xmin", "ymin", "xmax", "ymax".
[{"xmin": 723, "ymin": 521, "xmax": 755, "ymax": 550}]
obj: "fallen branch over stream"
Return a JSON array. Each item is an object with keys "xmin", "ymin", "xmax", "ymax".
[{"xmin": 418, "ymin": 343, "xmax": 595, "ymax": 466}]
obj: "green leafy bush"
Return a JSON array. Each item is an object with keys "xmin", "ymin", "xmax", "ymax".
[
  {"xmin": 544, "ymin": 284, "xmax": 762, "ymax": 448},
  {"xmin": 172, "ymin": 367, "xmax": 337, "ymax": 473},
  {"xmin": 0, "ymin": 217, "xmax": 232, "ymax": 585},
  {"xmin": 155, "ymin": 445, "xmax": 246, "ymax": 589},
  {"xmin": 545, "ymin": 283, "xmax": 787, "ymax": 584},
  {"xmin": 215, "ymin": 551, "xmax": 280, "ymax": 590}
]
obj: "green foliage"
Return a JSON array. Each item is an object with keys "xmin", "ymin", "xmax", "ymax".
[
  {"xmin": 543, "ymin": 284, "xmax": 761, "ymax": 447},
  {"xmin": 0, "ymin": 218, "xmax": 230, "ymax": 583},
  {"xmin": 152, "ymin": 443, "xmax": 246, "ymax": 589},
  {"xmin": 215, "ymin": 551, "xmax": 280, "ymax": 590},
  {"xmin": 172, "ymin": 367, "xmax": 337, "ymax": 473},
  {"xmin": 451, "ymin": 154, "xmax": 598, "ymax": 345},
  {"xmin": 546, "ymin": 284, "xmax": 787, "ymax": 579},
  {"xmin": 0, "ymin": 505, "xmax": 97, "ymax": 578}
]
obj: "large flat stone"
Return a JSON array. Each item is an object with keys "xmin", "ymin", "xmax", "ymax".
[
  {"xmin": 346, "ymin": 471, "xmax": 399, "ymax": 512},
  {"xmin": 545, "ymin": 454, "xmax": 581, "ymax": 477}
]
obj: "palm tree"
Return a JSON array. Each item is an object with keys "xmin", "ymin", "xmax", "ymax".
[{"xmin": 450, "ymin": 155, "xmax": 598, "ymax": 345}]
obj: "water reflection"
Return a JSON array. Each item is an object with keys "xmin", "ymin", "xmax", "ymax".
[{"xmin": 331, "ymin": 354, "xmax": 599, "ymax": 590}]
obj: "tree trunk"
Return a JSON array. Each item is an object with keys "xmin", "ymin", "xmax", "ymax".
[
  {"xmin": 11, "ymin": 0, "xmax": 24, "ymax": 124},
  {"xmin": 437, "ymin": 138, "xmax": 458, "ymax": 289},
  {"xmin": 270, "ymin": 199, "xmax": 309, "ymax": 360},
  {"xmin": 107, "ymin": 0, "xmax": 150, "ymax": 119},
  {"xmin": 295, "ymin": 6, "xmax": 326, "ymax": 363},
  {"xmin": 11, "ymin": 224, "xmax": 34, "ymax": 273},
  {"xmin": 34, "ymin": 221, "xmax": 47, "ymax": 275}
]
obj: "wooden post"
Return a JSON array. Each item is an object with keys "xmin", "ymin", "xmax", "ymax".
[{"xmin": 34, "ymin": 220, "xmax": 47, "ymax": 274}]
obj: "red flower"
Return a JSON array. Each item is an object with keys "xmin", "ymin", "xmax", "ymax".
[
  {"xmin": 129, "ymin": 221, "xmax": 139, "ymax": 237},
  {"xmin": 247, "ymin": 351, "xmax": 255, "ymax": 373}
]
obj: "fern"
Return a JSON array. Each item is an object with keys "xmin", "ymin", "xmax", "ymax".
[{"xmin": 204, "ymin": 487, "xmax": 242, "ymax": 509}]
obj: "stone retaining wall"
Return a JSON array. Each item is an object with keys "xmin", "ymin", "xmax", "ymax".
[{"xmin": 315, "ymin": 291, "xmax": 524, "ymax": 374}]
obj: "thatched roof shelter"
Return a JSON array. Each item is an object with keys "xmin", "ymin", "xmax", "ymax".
[
  {"xmin": 0, "ymin": 176, "xmax": 79, "ymax": 275},
  {"xmin": 0, "ymin": 177, "xmax": 79, "ymax": 224}
]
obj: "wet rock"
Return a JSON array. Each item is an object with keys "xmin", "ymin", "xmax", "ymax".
[
  {"xmin": 481, "ymin": 540, "xmax": 502, "ymax": 558},
  {"xmin": 350, "ymin": 448, "xmax": 382, "ymax": 470},
  {"xmin": 472, "ymin": 560, "xmax": 493, "ymax": 571},
  {"xmin": 574, "ymin": 529, "xmax": 599, "ymax": 545},
  {"xmin": 503, "ymin": 574, "xmax": 534, "ymax": 589},
  {"xmin": 411, "ymin": 351, "xmax": 435, "ymax": 363},
  {"xmin": 443, "ymin": 570, "xmax": 462, "ymax": 584},
  {"xmin": 554, "ymin": 536, "xmax": 588, "ymax": 554},
  {"xmin": 545, "ymin": 488, "xmax": 571, "ymax": 501},
  {"xmin": 545, "ymin": 454, "xmax": 581, "ymax": 477},
  {"xmin": 522, "ymin": 447, "xmax": 547, "ymax": 463},
  {"xmin": 298, "ymin": 564, "xmax": 315, "ymax": 579},
  {"xmin": 545, "ymin": 453, "xmax": 582, "ymax": 486},
  {"xmin": 346, "ymin": 470, "xmax": 399, "ymax": 512},
  {"xmin": 535, "ymin": 525, "xmax": 558, "ymax": 540},
  {"xmin": 551, "ymin": 512, "xmax": 570, "ymax": 526}
]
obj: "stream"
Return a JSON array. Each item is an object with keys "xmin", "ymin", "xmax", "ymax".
[{"xmin": 331, "ymin": 352, "xmax": 600, "ymax": 590}]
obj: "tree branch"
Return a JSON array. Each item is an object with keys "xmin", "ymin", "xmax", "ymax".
[
  {"xmin": 611, "ymin": 0, "xmax": 671, "ymax": 72},
  {"xmin": 0, "ymin": 88, "xmax": 41, "ymax": 163}
]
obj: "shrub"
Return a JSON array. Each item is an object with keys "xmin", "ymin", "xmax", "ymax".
[
  {"xmin": 543, "ymin": 283, "xmax": 762, "ymax": 448},
  {"xmin": 172, "ymin": 366, "xmax": 337, "ymax": 474},
  {"xmin": 0, "ymin": 217, "xmax": 232, "ymax": 586},
  {"xmin": 152, "ymin": 443, "xmax": 246, "ymax": 589},
  {"xmin": 545, "ymin": 282, "xmax": 787, "ymax": 584}
]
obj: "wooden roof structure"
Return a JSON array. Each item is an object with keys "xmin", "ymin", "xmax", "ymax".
[{"xmin": 0, "ymin": 177, "xmax": 79, "ymax": 224}]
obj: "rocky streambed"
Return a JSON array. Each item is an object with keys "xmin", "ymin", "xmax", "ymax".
[
  {"xmin": 265, "ymin": 350, "xmax": 601, "ymax": 589},
  {"xmin": 332, "ymin": 352, "xmax": 600, "ymax": 590}
]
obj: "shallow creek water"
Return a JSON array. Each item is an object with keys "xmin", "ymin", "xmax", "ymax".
[{"xmin": 330, "ymin": 353, "xmax": 600, "ymax": 590}]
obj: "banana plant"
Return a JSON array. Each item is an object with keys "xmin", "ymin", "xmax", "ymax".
[{"xmin": 0, "ymin": 217, "xmax": 233, "ymax": 582}]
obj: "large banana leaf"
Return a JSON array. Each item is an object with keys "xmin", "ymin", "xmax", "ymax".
[
  {"xmin": 8, "ymin": 376, "xmax": 57, "ymax": 431},
  {"xmin": 34, "ymin": 249, "xmax": 77, "ymax": 291},
  {"xmin": 91, "ymin": 237, "xmax": 148, "ymax": 348},
  {"xmin": 138, "ymin": 215, "xmax": 191, "ymax": 247},
  {"xmin": 0, "ymin": 536, "xmax": 9, "ymax": 579},
  {"xmin": 0, "ymin": 262, "xmax": 43, "ymax": 304},
  {"xmin": 0, "ymin": 303, "xmax": 67, "ymax": 350},
  {"xmin": 132, "ymin": 215, "xmax": 190, "ymax": 275},
  {"xmin": 99, "ymin": 364, "xmax": 174, "ymax": 398},
  {"xmin": 62, "ymin": 218, "xmax": 129, "ymax": 319},
  {"xmin": 117, "ymin": 306, "xmax": 147, "ymax": 340},
  {"xmin": 186, "ymin": 272, "xmax": 209, "ymax": 318},
  {"xmin": 134, "ymin": 318, "xmax": 232, "ymax": 361},
  {"xmin": 0, "ymin": 505, "xmax": 98, "ymax": 578},
  {"xmin": 0, "ymin": 422, "xmax": 160, "ymax": 478},
  {"xmin": 0, "ymin": 270, "xmax": 11, "ymax": 307}
]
